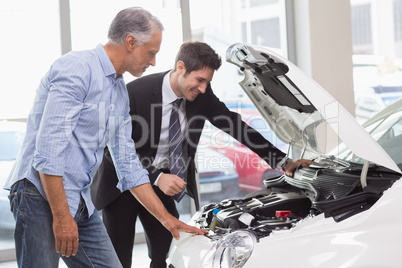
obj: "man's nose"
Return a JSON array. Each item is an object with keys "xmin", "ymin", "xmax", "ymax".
[
  {"xmin": 149, "ymin": 56, "xmax": 156, "ymax": 66},
  {"xmin": 198, "ymin": 83, "xmax": 207, "ymax": 94}
]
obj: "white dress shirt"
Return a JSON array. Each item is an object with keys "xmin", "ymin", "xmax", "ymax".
[{"xmin": 153, "ymin": 72, "xmax": 187, "ymax": 184}]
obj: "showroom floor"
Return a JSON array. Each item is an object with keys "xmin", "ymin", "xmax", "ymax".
[{"xmin": 0, "ymin": 242, "xmax": 150, "ymax": 267}]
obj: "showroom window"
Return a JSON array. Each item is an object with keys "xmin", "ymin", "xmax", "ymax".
[
  {"xmin": 0, "ymin": 1, "xmax": 61, "ymax": 121},
  {"xmin": 249, "ymin": 17, "xmax": 281, "ymax": 47},
  {"xmin": 69, "ymin": 0, "xmax": 184, "ymax": 81},
  {"xmin": 351, "ymin": 0, "xmax": 402, "ymax": 123},
  {"xmin": 0, "ymin": 0, "xmax": 61, "ymax": 256},
  {"xmin": 351, "ymin": 3, "xmax": 372, "ymax": 54},
  {"xmin": 394, "ymin": 0, "xmax": 402, "ymax": 42},
  {"xmin": 241, "ymin": 0, "xmax": 278, "ymax": 8}
]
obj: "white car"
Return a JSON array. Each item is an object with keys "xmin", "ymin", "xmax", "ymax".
[{"xmin": 167, "ymin": 43, "xmax": 402, "ymax": 267}]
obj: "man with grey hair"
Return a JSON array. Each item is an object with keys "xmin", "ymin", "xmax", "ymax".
[{"xmin": 4, "ymin": 7, "xmax": 205, "ymax": 268}]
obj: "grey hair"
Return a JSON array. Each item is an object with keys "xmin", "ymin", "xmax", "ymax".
[{"xmin": 107, "ymin": 7, "xmax": 164, "ymax": 46}]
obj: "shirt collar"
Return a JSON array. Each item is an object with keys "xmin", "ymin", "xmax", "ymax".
[
  {"xmin": 95, "ymin": 44, "xmax": 118, "ymax": 79},
  {"xmin": 162, "ymin": 71, "xmax": 185, "ymax": 105}
]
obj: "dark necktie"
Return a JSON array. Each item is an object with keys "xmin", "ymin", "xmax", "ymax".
[{"xmin": 169, "ymin": 98, "xmax": 185, "ymax": 202}]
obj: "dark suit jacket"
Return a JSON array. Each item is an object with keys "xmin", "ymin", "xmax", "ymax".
[{"xmin": 91, "ymin": 71, "xmax": 286, "ymax": 210}]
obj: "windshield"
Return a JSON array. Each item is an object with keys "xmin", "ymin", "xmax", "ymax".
[{"xmin": 334, "ymin": 110, "xmax": 402, "ymax": 167}]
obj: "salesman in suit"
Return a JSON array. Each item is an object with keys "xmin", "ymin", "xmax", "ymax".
[{"xmin": 91, "ymin": 41, "xmax": 312, "ymax": 268}]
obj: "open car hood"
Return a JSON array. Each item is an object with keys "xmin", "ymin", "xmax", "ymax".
[{"xmin": 226, "ymin": 43, "xmax": 400, "ymax": 173}]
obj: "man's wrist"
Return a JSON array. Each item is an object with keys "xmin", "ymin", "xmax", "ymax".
[{"xmin": 154, "ymin": 172, "xmax": 163, "ymax": 186}]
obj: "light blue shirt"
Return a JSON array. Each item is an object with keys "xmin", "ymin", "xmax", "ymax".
[{"xmin": 5, "ymin": 44, "xmax": 149, "ymax": 217}]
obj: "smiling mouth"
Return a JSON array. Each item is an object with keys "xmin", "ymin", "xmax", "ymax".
[{"xmin": 191, "ymin": 89, "xmax": 199, "ymax": 96}]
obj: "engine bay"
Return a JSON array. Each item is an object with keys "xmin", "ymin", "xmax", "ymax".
[{"xmin": 195, "ymin": 158, "xmax": 400, "ymax": 240}]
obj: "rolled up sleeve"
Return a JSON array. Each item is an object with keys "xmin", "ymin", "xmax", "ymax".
[
  {"xmin": 108, "ymin": 86, "xmax": 150, "ymax": 192},
  {"xmin": 33, "ymin": 57, "xmax": 88, "ymax": 176}
]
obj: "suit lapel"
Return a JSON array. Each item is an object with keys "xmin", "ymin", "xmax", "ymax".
[{"xmin": 185, "ymin": 100, "xmax": 197, "ymax": 123}]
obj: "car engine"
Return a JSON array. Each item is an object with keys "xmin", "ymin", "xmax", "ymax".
[{"xmin": 195, "ymin": 158, "xmax": 400, "ymax": 240}]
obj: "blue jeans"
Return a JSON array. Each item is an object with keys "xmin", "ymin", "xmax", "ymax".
[{"xmin": 8, "ymin": 179, "xmax": 122, "ymax": 268}]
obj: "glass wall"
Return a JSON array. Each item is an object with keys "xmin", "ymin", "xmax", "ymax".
[
  {"xmin": 0, "ymin": 0, "xmax": 61, "ymax": 254},
  {"xmin": 351, "ymin": 0, "xmax": 402, "ymax": 123},
  {"xmin": 70, "ymin": 0, "xmax": 184, "ymax": 82},
  {"xmin": 0, "ymin": 1, "xmax": 61, "ymax": 121}
]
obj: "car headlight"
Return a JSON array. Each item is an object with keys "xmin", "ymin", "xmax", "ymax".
[{"xmin": 203, "ymin": 231, "xmax": 256, "ymax": 268}]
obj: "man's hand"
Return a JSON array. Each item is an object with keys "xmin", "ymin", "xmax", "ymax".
[
  {"xmin": 39, "ymin": 173, "xmax": 79, "ymax": 257},
  {"xmin": 157, "ymin": 173, "xmax": 186, "ymax": 196},
  {"xmin": 160, "ymin": 214, "xmax": 207, "ymax": 240},
  {"xmin": 284, "ymin": 159, "xmax": 314, "ymax": 177},
  {"xmin": 130, "ymin": 183, "xmax": 207, "ymax": 240},
  {"xmin": 52, "ymin": 213, "xmax": 79, "ymax": 257}
]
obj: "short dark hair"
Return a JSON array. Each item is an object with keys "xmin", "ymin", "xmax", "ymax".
[{"xmin": 173, "ymin": 41, "xmax": 222, "ymax": 74}]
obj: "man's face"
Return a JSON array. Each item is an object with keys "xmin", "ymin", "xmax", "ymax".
[
  {"xmin": 127, "ymin": 30, "xmax": 162, "ymax": 77},
  {"xmin": 175, "ymin": 66, "xmax": 215, "ymax": 102}
]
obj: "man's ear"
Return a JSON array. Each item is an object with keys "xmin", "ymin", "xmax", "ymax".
[
  {"xmin": 126, "ymin": 34, "xmax": 136, "ymax": 51},
  {"xmin": 176, "ymin": 61, "xmax": 186, "ymax": 75}
]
